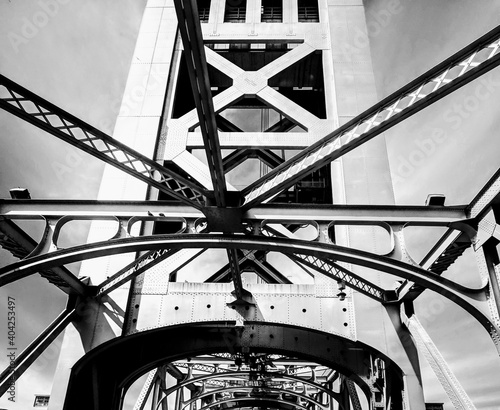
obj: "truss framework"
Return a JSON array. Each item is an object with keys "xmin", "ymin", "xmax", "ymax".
[{"xmin": 0, "ymin": 2, "xmax": 499, "ymax": 409}]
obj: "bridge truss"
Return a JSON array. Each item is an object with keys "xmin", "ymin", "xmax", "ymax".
[{"xmin": 1, "ymin": 1, "xmax": 500, "ymax": 409}]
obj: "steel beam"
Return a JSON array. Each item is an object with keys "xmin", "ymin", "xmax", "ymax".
[
  {"xmin": 216, "ymin": 114, "xmax": 243, "ymax": 132},
  {"xmin": 222, "ymin": 149, "xmax": 284, "ymax": 173},
  {"xmin": 396, "ymin": 166, "xmax": 500, "ymax": 302},
  {"xmin": 133, "ymin": 370, "xmax": 158, "ymax": 410},
  {"xmin": 0, "ymin": 218, "xmax": 87, "ymax": 295},
  {"xmin": 0, "ymin": 305, "xmax": 75, "ymax": 396},
  {"xmin": 173, "ymin": 0, "xmax": 228, "ymax": 207},
  {"xmin": 0, "ymin": 75, "xmax": 206, "ymax": 209},
  {"xmin": 241, "ymin": 25, "xmax": 500, "ymax": 208},
  {"xmin": 0, "ymin": 234, "xmax": 495, "ymax": 342},
  {"xmin": 226, "ymin": 249, "xmax": 251, "ymax": 303},
  {"xmin": 96, "ymin": 249, "xmax": 180, "ymax": 297},
  {"xmin": 467, "ymin": 167, "xmax": 500, "ymax": 219},
  {"xmin": 206, "ymin": 250, "xmax": 291, "ymax": 284},
  {"xmin": 0, "ymin": 199, "xmax": 467, "ymax": 225},
  {"xmin": 288, "ymin": 254, "xmax": 386, "ymax": 303}
]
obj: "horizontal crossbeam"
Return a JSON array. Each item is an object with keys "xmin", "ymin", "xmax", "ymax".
[
  {"xmin": 0, "ymin": 234, "xmax": 493, "ymax": 340},
  {"xmin": 0, "ymin": 74, "xmax": 207, "ymax": 209},
  {"xmin": 242, "ymin": 25, "xmax": 500, "ymax": 208},
  {"xmin": 0, "ymin": 199, "xmax": 467, "ymax": 225}
]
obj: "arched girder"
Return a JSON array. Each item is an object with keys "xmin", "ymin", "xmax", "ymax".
[
  {"xmin": 0, "ymin": 234, "xmax": 497, "ymax": 345},
  {"xmin": 65, "ymin": 323, "xmax": 395, "ymax": 410}
]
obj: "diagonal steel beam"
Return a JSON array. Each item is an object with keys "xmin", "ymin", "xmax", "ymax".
[
  {"xmin": 289, "ymin": 254, "xmax": 387, "ymax": 303},
  {"xmin": 0, "ymin": 304, "xmax": 75, "ymax": 396},
  {"xmin": 406, "ymin": 315, "xmax": 478, "ymax": 409},
  {"xmin": 96, "ymin": 248, "xmax": 180, "ymax": 297},
  {"xmin": 216, "ymin": 114, "xmax": 243, "ymax": 132},
  {"xmin": 173, "ymin": 0, "xmax": 228, "ymax": 207},
  {"xmin": 223, "ymin": 149, "xmax": 284, "ymax": 173},
  {"xmin": 241, "ymin": 25, "xmax": 500, "ymax": 208},
  {"xmin": 226, "ymin": 249, "xmax": 251, "ymax": 302},
  {"xmin": 397, "ymin": 166, "xmax": 500, "ymax": 302},
  {"xmin": 0, "ymin": 74, "xmax": 206, "ymax": 209},
  {"xmin": 261, "ymin": 224, "xmax": 387, "ymax": 301},
  {"xmin": 0, "ymin": 218, "xmax": 87, "ymax": 295},
  {"xmin": 206, "ymin": 250, "xmax": 291, "ymax": 284}
]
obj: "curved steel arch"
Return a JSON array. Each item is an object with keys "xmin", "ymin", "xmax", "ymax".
[
  {"xmin": 0, "ymin": 233, "xmax": 497, "ymax": 340},
  {"xmin": 65, "ymin": 322, "xmax": 396, "ymax": 410}
]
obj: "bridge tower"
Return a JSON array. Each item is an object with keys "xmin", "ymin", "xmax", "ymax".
[{"xmin": 1, "ymin": 1, "xmax": 500, "ymax": 410}]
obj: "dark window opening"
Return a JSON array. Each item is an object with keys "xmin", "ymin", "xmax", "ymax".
[
  {"xmin": 198, "ymin": 0, "xmax": 211, "ymax": 23},
  {"xmin": 272, "ymin": 165, "xmax": 333, "ymax": 204},
  {"xmin": 269, "ymin": 51, "xmax": 326, "ymax": 118},
  {"xmin": 172, "ymin": 52, "xmax": 232, "ymax": 119},
  {"xmin": 33, "ymin": 395, "xmax": 50, "ymax": 407},
  {"xmin": 205, "ymin": 42, "xmax": 291, "ymax": 71},
  {"xmin": 224, "ymin": 0, "xmax": 247, "ymax": 23},
  {"xmin": 261, "ymin": 0, "xmax": 282, "ymax": 22},
  {"xmin": 298, "ymin": 0, "xmax": 319, "ymax": 22}
]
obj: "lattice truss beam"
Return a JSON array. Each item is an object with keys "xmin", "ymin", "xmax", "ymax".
[{"xmin": 1, "ymin": 2, "xmax": 500, "ymax": 407}]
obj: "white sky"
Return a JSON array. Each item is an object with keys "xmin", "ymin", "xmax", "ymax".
[{"xmin": 0, "ymin": 0, "xmax": 500, "ymax": 409}]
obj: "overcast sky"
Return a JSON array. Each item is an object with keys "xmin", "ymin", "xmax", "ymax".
[{"xmin": 1, "ymin": 0, "xmax": 500, "ymax": 409}]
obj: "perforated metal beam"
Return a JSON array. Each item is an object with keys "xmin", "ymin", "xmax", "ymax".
[
  {"xmin": 289, "ymin": 254, "xmax": 386, "ymax": 303},
  {"xmin": 242, "ymin": 25, "xmax": 500, "ymax": 208},
  {"xmin": 0, "ymin": 234, "xmax": 495, "ymax": 343},
  {"xmin": 173, "ymin": 0, "xmax": 228, "ymax": 207},
  {"xmin": 0, "ymin": 75, "xmax": 206, "ymax": 209}
]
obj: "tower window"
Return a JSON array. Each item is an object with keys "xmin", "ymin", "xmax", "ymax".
[
  {"xmin": 224, "ymin": 0, "xmax": 247, "ymax": 23},
  {"xmin": 198, "ymin": 0, "xmax": 210, "ymax": 23},
  {"xmin": 298, "ymin": 0, "xmax": 319, "ymax": 22},
  {"xmin": 261, "ymin": 0, "xmax": 282, "ymax": 23},
  {"xmin": 33, "ymin": 395, "xmax": 50, "ymax": 407}
]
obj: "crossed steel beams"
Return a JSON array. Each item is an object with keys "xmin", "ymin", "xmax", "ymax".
[
  {"xmin": 241, "ymin": 24, "xmax": 500, "ymax": 208},
  {"xmin": 0, "ymin": 74, "xmax": 207, "ymax": 210},
  {"xmin": 2, "ymin": 25, "xmax": 500, "ymax": 213}
]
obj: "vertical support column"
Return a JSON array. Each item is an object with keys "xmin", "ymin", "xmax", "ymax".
[{"xmin": 473, "ymin": 208, "xmax": 500, "ymax": 348}]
